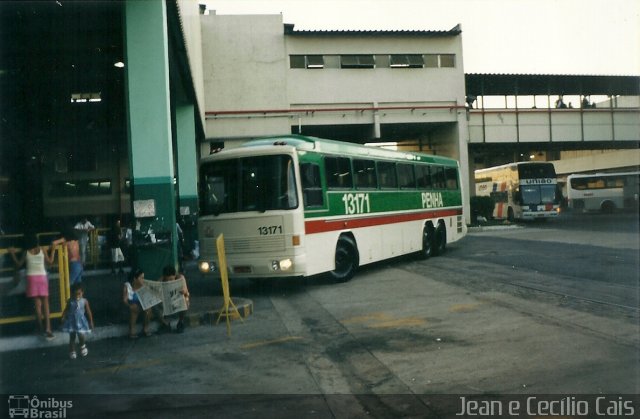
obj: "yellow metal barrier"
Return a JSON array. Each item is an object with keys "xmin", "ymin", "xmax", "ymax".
[
  {"xmin": 0, "ymin": 244, "xmax": 70, "ymax": 325},
  {"xmin": 0, "ymin": 235, "xmax": 25, "ymax": 276},
  {"xmin": 215, "ymin": 234, "xmax": 243, "ymax": 336},
  {"xmin": 89, "ymin": 227, "xmax": 111, "ymax": 269}
]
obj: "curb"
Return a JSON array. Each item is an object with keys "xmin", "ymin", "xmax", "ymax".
[
  {"xmin": 0, "ymin": 297, "xmax": 254, "ymax": 353},
  {"xmin": 467, "ymin": 224, "xmax": 523, "ymax": 232},
  {"xmin": 185, "ymin": 297, "xmax": 254, "ymax": 327}
]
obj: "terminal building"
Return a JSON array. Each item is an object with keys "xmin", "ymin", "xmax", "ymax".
[{"xmin": 1, "ymin": 1, "xmax": 638, "ymax": 274}]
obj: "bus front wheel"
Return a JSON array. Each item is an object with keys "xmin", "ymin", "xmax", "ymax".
[
  {"xmin": 601, "ymin": 200, "xmax": 615, "ymax": 213},
  {"xmin": 330, "ymin": 236, "xmax": 359, "ymax": 282}
]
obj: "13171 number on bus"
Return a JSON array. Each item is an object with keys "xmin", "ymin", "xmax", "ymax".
[{"xmin": 342, "ymin": 193, "xmax": 371, "ymax": 215}]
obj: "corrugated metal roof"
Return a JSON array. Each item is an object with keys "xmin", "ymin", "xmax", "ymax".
[{"xmin": 284, "ymin": 23, "xmax": 461, "ymax": 36}]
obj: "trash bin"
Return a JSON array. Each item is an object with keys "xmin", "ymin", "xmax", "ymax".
[{"xmin": 132, "ymin": 232, "xmax": 174, "ymax": 280}]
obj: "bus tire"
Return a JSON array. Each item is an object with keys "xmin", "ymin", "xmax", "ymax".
[
  {"xmin": 419, "ymin": 224, "xmax": 434, "ymax": 259},
  {"xmin": 600, "ymin": 200, "xmax": 615, "ymax": 213},
  {"xmin": 330, "ymin": 236, "xmax": 359, "ymax": 282},
  {"xmin": 432, "ymin": 223, "xmax": 447, "ymax": 256}
]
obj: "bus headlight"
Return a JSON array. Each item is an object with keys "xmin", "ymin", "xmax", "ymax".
[
  {"xmin": 199, "ymin": 261, "xmax": 216, "ymax": 273},
  {"xmin": 271, "ymin": 258, "xmax": 293, "ymax": 271}
]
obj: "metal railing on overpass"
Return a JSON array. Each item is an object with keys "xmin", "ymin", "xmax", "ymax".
[{"xmin": 468, "ymin": 107, "xmax": 640, "ymax": 143}]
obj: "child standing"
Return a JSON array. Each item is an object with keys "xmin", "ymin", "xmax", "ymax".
[{"xmin": 62, "ymin": 283, "xmax": 95, "ymax": 359}]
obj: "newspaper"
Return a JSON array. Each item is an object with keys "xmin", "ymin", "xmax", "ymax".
[{"xmin": 136, "ymin": 278, "xmax": 188, "ymax": 315}]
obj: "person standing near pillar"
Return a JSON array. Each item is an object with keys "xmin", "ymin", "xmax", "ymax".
[
  {"xmin": 74, "ymin": 216, "xmax": 95, "ymax": 265},
  {"xmin": 109, "ymin": 219, "xmax": 125, "ymax": 275}
]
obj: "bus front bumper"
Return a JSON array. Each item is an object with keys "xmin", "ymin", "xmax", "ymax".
[
  {"xmin": 521, "ymin": 210, "xmax": 559, "ymax": 220},
  {"xmin": 199, "ymin": 253, "xmax": 307, "ymax": 278}
]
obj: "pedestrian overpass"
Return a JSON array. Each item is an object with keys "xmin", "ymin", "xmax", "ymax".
[{"xmin": 465, "ymin": 74, "xmax": 640, "ymax": 174}]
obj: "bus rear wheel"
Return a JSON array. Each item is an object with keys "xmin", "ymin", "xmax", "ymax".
[
  {"xmin": 419, "ymin": 224, "xmax": 434, "ymax": 259},
  {"xmin": 432, "ymin": 223, "xmax": 447, "ymax": 256},
  {"xmin": 330, "ymin": 236, "xmax": 359, "ymax": 282}
]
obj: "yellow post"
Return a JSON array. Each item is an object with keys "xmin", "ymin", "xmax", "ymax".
[
  {"xmin": 215, "ymin": 234, "xmax": 243, "ymax": 336},
  {"xmin": 89, "ymin": 229, "xmax": 99, "ymax": 269},
  {"xmin": 55, "ymin": 244, "xmax": 70, "ymax": 301}
]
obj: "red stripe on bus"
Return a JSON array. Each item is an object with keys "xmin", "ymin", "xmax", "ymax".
[{"xmin": 305, "ymin": 208, "xmax": 462, "ymax": 234}]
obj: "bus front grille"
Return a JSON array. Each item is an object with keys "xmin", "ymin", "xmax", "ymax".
[{"xmin": 225, "ymin": 235, "xmax": 286, "ymax": 253}]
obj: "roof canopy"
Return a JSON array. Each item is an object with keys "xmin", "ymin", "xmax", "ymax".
[{"xmin": 466, "ymin": 74, "xmax": 640, "ymax": 96}]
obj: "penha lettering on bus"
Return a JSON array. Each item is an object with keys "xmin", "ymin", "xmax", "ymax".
[{"xmin": 421, "ymin": 192, "xmax": 444, "ymax": 209}]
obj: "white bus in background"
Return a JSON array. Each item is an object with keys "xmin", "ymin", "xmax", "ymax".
[
  {"xmin": 475, "ymin": 162, "xmax": 561, "ymax": 221},
  {"xmin": 566, "ymin": 171, "xmax": 640, "ymax": 213}
]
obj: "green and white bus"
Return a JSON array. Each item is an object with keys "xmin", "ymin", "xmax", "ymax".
[{"xmin": 198, "ymin": 135, "xmax": 466, "ymax": 281}]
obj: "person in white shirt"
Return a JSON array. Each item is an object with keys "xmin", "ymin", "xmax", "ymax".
[{"xmin": 74, "ymin": 217, "xmax": 95, "ymax": 265}]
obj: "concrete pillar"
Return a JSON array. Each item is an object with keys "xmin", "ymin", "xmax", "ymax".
[
  {"xmin": 175, "ymin": 104, "xmax": 199, "ymax": 258},
  {"xmin": 124, "ymin": 0, "xmax": 177, "ymax": 279}
]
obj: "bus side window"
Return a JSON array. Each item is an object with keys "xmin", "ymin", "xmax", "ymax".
[
  {"xmin": 354, "ymin": 159, "xmax": 377, "ymax": 189},
  {"xmin": 377, "ymin": 161, "xmax": 398, "ymax": 189},
  {"xmin": 300, "ymin": 163, "xmax": 324, "ymax": 208},
  {"xmin": 325, "ymin": 157, "xmax": 352, "ymax": 189},
  {"xmin": 445, "ymin": 167, "xmax": 459, "ymax": 190},
  {"xmin": 397, "ymin": 163, "xmax": 416, "ymax": 189},
  {"xmin": 432, "ymin": 167, "xmax": 446, "ymax": 189},
  {"xmin": 416, "ymin": 165, "xmax": 432, "ymax": 188}
]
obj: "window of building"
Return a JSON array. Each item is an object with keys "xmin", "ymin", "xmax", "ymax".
[
  {"xmin": 440, "ymin": 54, "xmax": 456, "ymax": 68},
  {"xmin": 49, "ymin": 179, "xmax": 112, "ymax": 197},
  {"xmin": 424, "ymin": 54, "xmax": 439, "ymax": 68},
  {"xmin": 290, "ymin": 55, "xmax": 325, "ymax": 69},
  {"xmin": 377, "ymin": 161, "xmax": 398, "ymax": 188},
  {"xmin": 423, "ymin": 54, "xmax": 455, "ymax": 68},
  {"xmin": 325, "ymin": 157, "xmax": 352, "ymax": 189},
  {"xmin": 306, "ymin": 55, "xmax": 324, "ymax": 69},
  {"xmin": 290, "ymin": 55, "xmax": 306, "ymax": 68},
  {"xmin": 353, "ymin": 159, "xmax": 377, "ymax": 189},
  {"xmin": 340, "ymin": 55, "xmax": 375, "ymax": 69},
  {"xmin": 70, "ymin": 92, "xmax": 101, "ymax": 103},
  {"xmin": 389, "ymin": 54, "xmax": 424, "ymax": 68}
]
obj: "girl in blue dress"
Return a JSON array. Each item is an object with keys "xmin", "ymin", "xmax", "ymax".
[{"xmin": 62, "ymin": 283, "xmax": 95, "ymax": 359}]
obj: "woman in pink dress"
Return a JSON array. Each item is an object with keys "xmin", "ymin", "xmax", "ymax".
[{"xmin": 9, "ymin": 234, "xmax": 56, "ymax": 339}]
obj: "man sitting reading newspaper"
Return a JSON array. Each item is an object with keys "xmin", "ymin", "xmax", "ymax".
[{"xmin": 136, "ymin": 265, "xmax": 190, "ymax": 333}]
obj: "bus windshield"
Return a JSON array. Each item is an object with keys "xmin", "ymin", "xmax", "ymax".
[
  {"xmin": 521, "ymin": 184, "xmax": 556, "ymax": 205},
  {"xmin": 200, "ymin": 154, "xmax": 298, "ymax": 216},
  {"xmin": 518, "ymin": 163, "xmax": 555, "ymax": 179}
]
